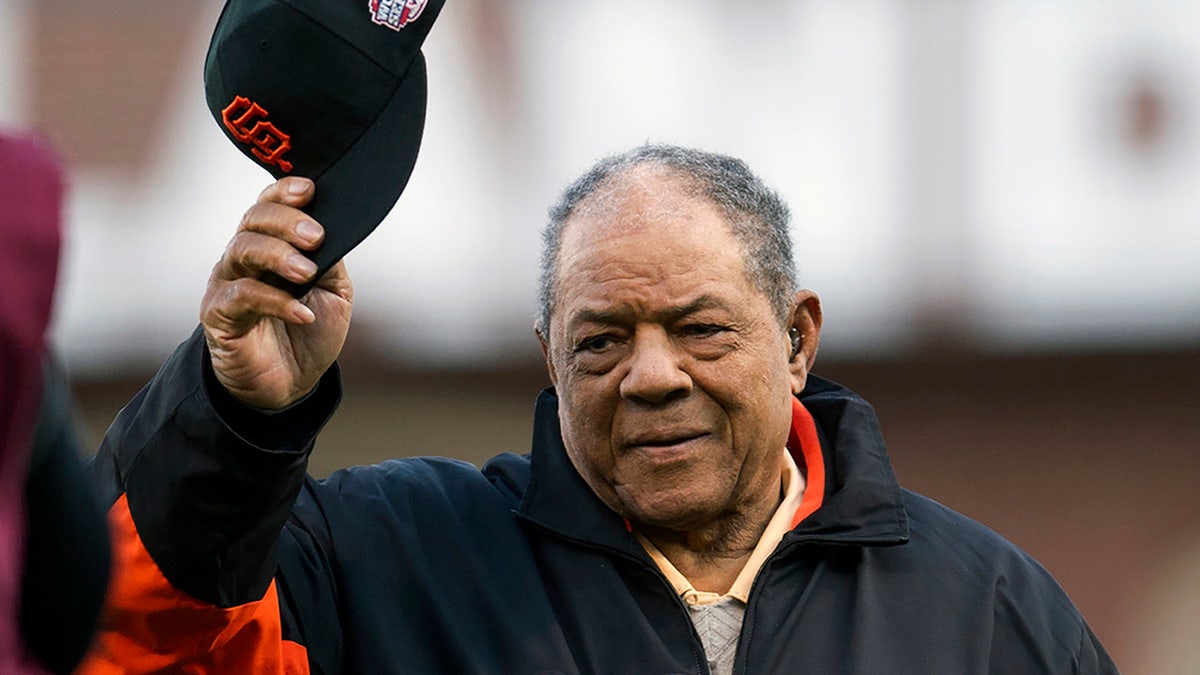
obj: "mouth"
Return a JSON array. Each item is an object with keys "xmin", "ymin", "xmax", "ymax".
[{"xmin": 624, "ymin": 431, "xmax": 710, "ymax": 461}]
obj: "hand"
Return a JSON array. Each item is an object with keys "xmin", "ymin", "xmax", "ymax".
[{"xmin": 200, "ymin": 177, "xmax": 353, "ymax": 409}]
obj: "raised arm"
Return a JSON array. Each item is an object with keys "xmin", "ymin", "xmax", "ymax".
[{"xmin": 82, "ymin": 178, "xmax": 350, "ymax": 674}]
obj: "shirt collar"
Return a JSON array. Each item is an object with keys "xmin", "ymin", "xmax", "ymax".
[{"xmin": 636, "ymin": 448, "xmax": 806, "ymax": 606}]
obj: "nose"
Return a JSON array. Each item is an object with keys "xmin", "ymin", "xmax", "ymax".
[{"xmin": 619, "ymin": 328, "xmax": 692, "ymax": 405}]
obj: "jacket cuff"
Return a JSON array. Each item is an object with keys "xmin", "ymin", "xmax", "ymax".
[{"xmin": 200, "ymin": 340, "xmax": 342, "ymax": 453}]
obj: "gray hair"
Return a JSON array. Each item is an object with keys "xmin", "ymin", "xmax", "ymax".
[{"xmin": 536, "ymin": 143, "xmax": 797, "ymax": 332}]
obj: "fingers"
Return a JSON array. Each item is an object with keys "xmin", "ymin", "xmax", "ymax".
[
  {"xmin": 222, "ymin": 230, "xmax": 318, "ymax": 285},
  {"xmin": 237, "ymin": 202, "xmax": 324, "ymax": 252},
  {"xmin": 241, "ymin": 177, "xmax": 324, "ymax": 250},
  {"xmin": 203, "ymin": 177, "xmax": 328, "ymax": 332},
  {"xmin": 257, "ymin": 176, "xmax": 315, "ymax": 208},
  {"xmin": 216, "ymin": 178, "xmax": 325, "ymax": 282},
  {"xmin": 203, "ymin": 275, "xmax": 315, "ymax": 335}
]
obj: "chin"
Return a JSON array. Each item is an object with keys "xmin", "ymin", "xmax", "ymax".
[{"xmin": 625, "ymin": 493, "xmax": 722, "ymax": 532}]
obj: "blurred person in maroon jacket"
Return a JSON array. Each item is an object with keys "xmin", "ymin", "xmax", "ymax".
[{"xmin": 0, "ymin": 131, "xmax": 110, "ymax": 674}]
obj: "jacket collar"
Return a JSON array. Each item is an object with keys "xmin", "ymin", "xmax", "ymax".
[
  {"xmin": 516, "ymin": 389, "xmax": 642, "ymax": 555},
  {"xmin": 516, "ymin": 376, "xmax": 909, "ymax": 551},
  {"xmin": 786, "ymin": 375, "xmax": 909, "ymax": 546}
]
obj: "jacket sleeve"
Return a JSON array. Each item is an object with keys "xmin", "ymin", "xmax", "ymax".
[
  {"xmin": 80, "ymin": 327, "xmax": 341, "ymax": 674},
  {"xmin": 1074, "ymin": 622, "xmax": 1119, "ymax": 675},
  {"xmin": 984, "ymin": 538, "xmax": 1120, "ymax": 675}
]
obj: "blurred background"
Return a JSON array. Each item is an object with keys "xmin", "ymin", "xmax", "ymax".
[{"xmin": 2, "ymin": 0, "xmax": 1197, "ymax": 671}]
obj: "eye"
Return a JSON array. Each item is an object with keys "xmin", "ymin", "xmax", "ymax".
[
  {"xmin": 568, "ymin": 332, "xmax": 625, "ymax": 375},
  {"xmin": 677, "ymin": 322, "xmax": 737, "ymax": 360},
  {"xmin": 574, "ymin": 334, "xmax": 618, "ymax": 353},
  {"xmin": 679, "ymin": 323, "xmax": 726, "ymax": 338}
]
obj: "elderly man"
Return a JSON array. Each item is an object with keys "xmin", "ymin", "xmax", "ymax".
[{"xmin": 84, "ymin": 145, "xmax": 1116, "ymax": 674}]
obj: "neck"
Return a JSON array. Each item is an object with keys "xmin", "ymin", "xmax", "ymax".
[{"xmin": 638, "ymin": 490, "xmax": 782, "ymax": 595}]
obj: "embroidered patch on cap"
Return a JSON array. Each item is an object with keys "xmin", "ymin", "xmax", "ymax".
[{"xmin": 369, "ymin": 0, "xmax": 427, "ymax": 31}]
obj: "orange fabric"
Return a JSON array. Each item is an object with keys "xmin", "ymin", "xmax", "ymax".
[
  {"xmin": 75, "ymin": 494, "xmax": 309, "ymax": 674},
  {"xmin": 789, "ymin": 397, "xmax": 826, "ymax": 528}
]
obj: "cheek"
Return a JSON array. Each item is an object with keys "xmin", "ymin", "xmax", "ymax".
[
  {"xmin": 717, "ymin": 357, "xmax": 794, "ymax": 450},
  {"xmin": 558, "ymin": 381, "xmax": 617, "ymax": 471}
]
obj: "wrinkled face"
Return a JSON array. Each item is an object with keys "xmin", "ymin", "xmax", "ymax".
[{"xmin": 541, "ymin": 174, "xmax": 799, "ymax": 532}]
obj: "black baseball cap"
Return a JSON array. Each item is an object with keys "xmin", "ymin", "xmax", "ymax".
[{"xmin": 204, "ymin": 0, "xmax": 444, "ymax": 296}]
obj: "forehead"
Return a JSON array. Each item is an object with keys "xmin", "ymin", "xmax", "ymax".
[
  {"xmin": 554, "ymin": 170, "xmax": 758, "ymax": 316},
  {"xmin": 569, "ymin": 165, "xmax": 702, "ymax": 224},
  {"xmin": 560, "ymin": 167, "xmax": 737, "ymax": 254}
]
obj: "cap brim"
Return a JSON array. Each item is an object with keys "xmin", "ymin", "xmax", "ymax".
[{"xmin": 285, "ymin": 52, "xmax": 427, "ymax": 297}]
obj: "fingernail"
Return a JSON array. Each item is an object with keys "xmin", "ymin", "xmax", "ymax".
[
  {"xmin": 296, "ymin": 220, "xmax": 322, "ymax": 244},
  {"xmin": 287, "ymin": 179, "xmax": 310, "ymax": 196},
  {"xmin": 288, "ymin": 253, "xmax": 317, "ymax": 279},
  {"xmin": 293, "ymin": 302, "xmax": 315, "ymax": 323}
]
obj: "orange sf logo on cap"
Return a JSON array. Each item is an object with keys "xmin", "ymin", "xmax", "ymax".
[{"xmin": 221, "ymin": 96, "xmax": 294, "ymax": 173}]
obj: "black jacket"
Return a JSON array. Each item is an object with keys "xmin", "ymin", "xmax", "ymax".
[{"xmin": 87, "ymin": 329, "xmax": 1117, "ymax": 674}]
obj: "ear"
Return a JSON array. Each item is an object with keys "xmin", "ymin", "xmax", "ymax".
[
  {"xmin": 786, "ymin": 290, "xmax": 823, "ymax": 396},
  {"xmin": 535, "ymin": 323, "xmax": 558, "ymax": 387}
]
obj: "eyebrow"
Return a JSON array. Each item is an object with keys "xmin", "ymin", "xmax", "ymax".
[{"xmin": 567, "ymin": 295, "xmax": 728, "ymax": 329}]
